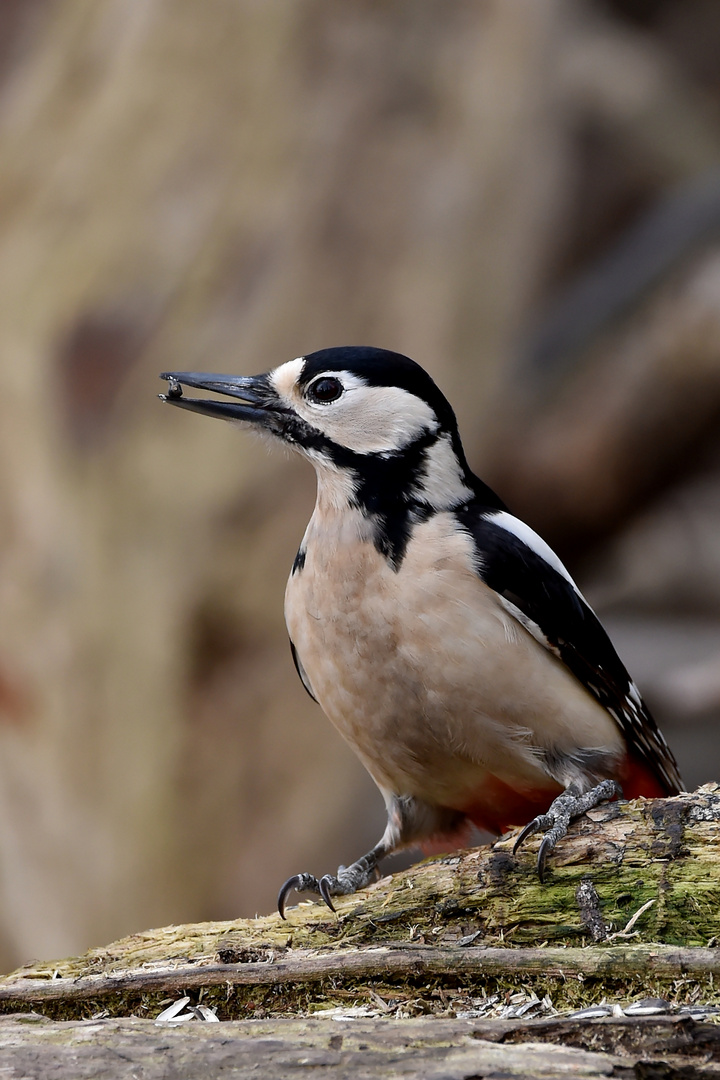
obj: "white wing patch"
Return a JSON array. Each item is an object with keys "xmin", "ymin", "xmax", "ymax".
[
  {"xmin": 485, "ymin": 511, "xmax": 582, "ymax": 595},
  {"xmin": 628, "ymin": 681, "xmax": 643, "ymax": 708}
]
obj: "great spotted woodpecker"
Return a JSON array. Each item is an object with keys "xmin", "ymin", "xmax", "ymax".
[{"xmin": 160, "ymin": 346, "xmax": 681, "ymax": 918}]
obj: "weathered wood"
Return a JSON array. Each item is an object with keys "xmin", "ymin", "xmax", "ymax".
[
  {"xmin": 0, "ymin": 787, "xmax": 718, "ymax": 1021},
  {"xmin": 3, "ymin": 945, "xmax": 720, "ymax": 1007},
  {"xmin": 0, "ymin": 1014, "xmax": 719, "ymax": 1080}
]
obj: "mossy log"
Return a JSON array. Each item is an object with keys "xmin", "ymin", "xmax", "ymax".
[{"xmin": 1, "ymin": 786, "xmax": 718, "ymax": 1024}]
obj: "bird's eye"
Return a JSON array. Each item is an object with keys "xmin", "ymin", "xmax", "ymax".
[{"xmin": 307, "ymin": 377, "xmax": 343, "ymax": 404}]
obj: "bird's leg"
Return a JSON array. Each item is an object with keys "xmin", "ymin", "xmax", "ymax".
[
  {"xmin": 513, "ymin": 779, "xmax": 621, "ymax": 881},
  {"xmin": 277, "ymin": 841, "xmax": 389, "ymax": 919},
  {"xmin": 277, "ymin": 793, "xmax": 466, "ymax": 918}
]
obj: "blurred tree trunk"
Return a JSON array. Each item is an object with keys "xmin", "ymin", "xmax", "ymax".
[{"xmin": 0, "ymin": 0, "xmax": 619, "ymax": 971}]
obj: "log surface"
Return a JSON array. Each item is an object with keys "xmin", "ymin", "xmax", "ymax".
[
  {"xmin": 2, "ymin": 944, "xmax": 719, "ymax": 1005},
  {"xmin": 0, "ymin": 788, "xmax": 719, "ymax": 1075},
  {"xmin": 0, "ymin": 1014, "xmax": 719, "ymax": 1080},
  {"xmin": 0, "ymin": 786, "xmax": 718, "ymax": 1022}
]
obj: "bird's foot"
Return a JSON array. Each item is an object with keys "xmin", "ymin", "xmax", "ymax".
[
  {"xmin": 512, "ymin": 779, "xmax": 622, "ymax": 881},
  {"xmin": 277, "ymin": 850, "xmax": 381, "ymax": 919}
]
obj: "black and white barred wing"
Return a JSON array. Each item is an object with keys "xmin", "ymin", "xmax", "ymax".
[{"xmin": 455, "ymin": 505, "xmax": 682, "ymax": 795}]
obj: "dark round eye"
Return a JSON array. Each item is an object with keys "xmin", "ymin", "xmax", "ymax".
[{"xmin": 307, "ymin": 376, "xmax": 343, "ymax": 404}]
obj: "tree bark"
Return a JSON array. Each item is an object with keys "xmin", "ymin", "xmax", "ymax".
[
  {"xmin": 0, "ymin": 786, "xmax": 717, "ymax": 1022},
  {"xmin": 0, "ymin": 1014, "xmax": 719, "ymax": 1080},
  {"xmin": 0, "ymin": 787, "xmax": 718, "ymax": 1074}
]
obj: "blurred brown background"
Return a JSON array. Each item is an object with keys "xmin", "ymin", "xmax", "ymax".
[{"xmin": 0, "ymin": 0, "xmax": 718, "ymax": 972}]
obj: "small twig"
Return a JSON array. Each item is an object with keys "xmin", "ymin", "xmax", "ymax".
[{"xmin": 606, "ymin": 900, "xmax": 657, "ymax": 943}]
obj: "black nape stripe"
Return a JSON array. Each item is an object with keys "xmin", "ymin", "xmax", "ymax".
[
  {"xmin": 354, "ymin": 449, "xmax": 505, "ymax": 570},
  {"xmin": 350, "ymin": 431, "xmax": 447, "ymax": 569}
]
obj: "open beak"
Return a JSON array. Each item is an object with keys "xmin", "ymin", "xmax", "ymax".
[{"xmin": 158, "ymin": 370, "xmax": 280, "ymax": 427}]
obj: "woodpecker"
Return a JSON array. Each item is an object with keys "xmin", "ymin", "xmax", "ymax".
[{"xmin": 159, "ymin": 346, "xmax": 682, "ymax": 918}]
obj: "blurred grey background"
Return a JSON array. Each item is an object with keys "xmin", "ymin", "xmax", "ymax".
[{"xmin": 0, "ymin": 0, "xmax": 718, "ymax": 972}]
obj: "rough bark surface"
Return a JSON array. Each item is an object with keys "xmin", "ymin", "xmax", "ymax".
[
  {"xmin": 1, "ymin": 1014, "xmax": 720, "ymax": 1080},
  {"xmin": 0, "ymin": 787, "xmax": 717, "ymax": 1025},
  {"xmin": 0, "ymin": 789, "xmax": 718, "ymax": 1074}
]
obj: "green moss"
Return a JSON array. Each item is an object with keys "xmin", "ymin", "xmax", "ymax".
[{"xmin": 2, "ymin": 789, "xmax": 718, "ymax": 1021}]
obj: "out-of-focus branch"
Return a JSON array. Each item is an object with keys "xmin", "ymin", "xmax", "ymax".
[
  {"xmin": 489, "ymin": 244, "xmax": 720, "ymax": 558},
  {"xmin": 560, "ymin": 6, "xmax": 720, "ymax": 180}
]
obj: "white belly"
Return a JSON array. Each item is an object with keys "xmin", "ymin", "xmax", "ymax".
[{"xmin": 285, "ymin": 510, "xmax": 622, "ymax": 808}]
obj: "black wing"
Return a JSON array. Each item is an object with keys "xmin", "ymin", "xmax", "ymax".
[
  {"xmin": 455, "ymin": 505, "xmax": 682, "ymax": 794},
  {"xmin": 289, "ymin": 638, "xmax": 318, "ymax": 703}
]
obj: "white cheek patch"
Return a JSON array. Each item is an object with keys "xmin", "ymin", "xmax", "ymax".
[
  {"xmin": 270, "ymin": 363, "xmax": 439, "ymax": 455},
  {"xmin": 485, "ymin": 511, "xmax": 581, "ymax": 595},
  {"xmin": 307, "ymin": 376, "xmax": 439, "ymax": 454},
  {"xmin": 327, "ymin": 383, "xmax": 438, "ymax": 454},
  {"xmin": 413, "ymin": 435, "xmax": 473, "ymax": 509}
]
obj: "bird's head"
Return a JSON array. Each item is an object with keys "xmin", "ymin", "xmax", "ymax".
[{"xmin": 160, "ymin": 347, "xmax": 497, "ymax": 517}]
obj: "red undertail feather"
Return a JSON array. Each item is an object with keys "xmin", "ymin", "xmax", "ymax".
[
  {"xmin": 419, "ymin": 756, "xmax": 673, "ymax": 856},
  {"xmin": 459, "ymin": 775, "xmax": 563, "ymax": 836},
  {"xmin": 621, "ymin": 754, "xmax": 676, "ymax": 800}
]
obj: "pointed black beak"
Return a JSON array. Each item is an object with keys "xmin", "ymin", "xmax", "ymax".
[{"xmin": 158, "ymin": 371, "xmax": 282, "ymax": 427}]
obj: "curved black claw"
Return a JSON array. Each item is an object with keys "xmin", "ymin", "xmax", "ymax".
[
  {"xmin": 277, "ymin": 844, "xmax": 387, "ymax": 919},
  {"xmin": 537, "ymin": 835, "xmax": 554, "ymax": 883},
  {"xmin": 513, "ymin": 816, "xmax": 543, "ymax": 856},
  {"xmin": 318, "ymin": 876, "xmax": 337, "ymax": 913},
  {"xmin": 513, "ymin": 780, "xmax": 622, "ymax": 881},
  {"xmin": 277, "ymin": 873, "xmax": 319, "ymax": 920}
]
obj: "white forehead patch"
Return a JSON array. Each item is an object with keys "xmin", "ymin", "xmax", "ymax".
[
  {"xmin": 270, "ymin": 361, "xmax": 439, "ymax": 455},
  {"xmin": 271, "ymin": 357, "xmax": 305, "ymax": 401}
]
